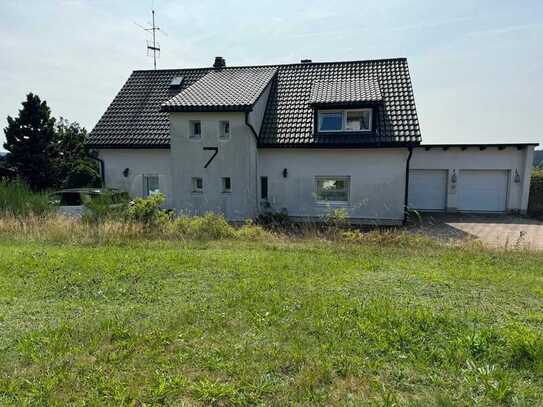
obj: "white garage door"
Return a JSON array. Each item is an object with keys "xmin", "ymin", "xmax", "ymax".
[
  {"xmin": 458, "ymin": 170, "xmax": 508, "ymax": 212},
  {"xmin": 408, "ymin": 170, "xmax": 448, "ymax": 211}
]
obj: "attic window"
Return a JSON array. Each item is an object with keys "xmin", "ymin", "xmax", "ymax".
[
  {"xmin": 318, "ymin": 109, "xmax": 372, "ymax": 133},
  {"xmin": 169, "ymin": 76, "xmax": 184, "ymax": 87}
]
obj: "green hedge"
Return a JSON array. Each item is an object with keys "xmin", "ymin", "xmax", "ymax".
[{"xmin": 528, "ymin": 169, "xmax": 543, "ymax": 219}]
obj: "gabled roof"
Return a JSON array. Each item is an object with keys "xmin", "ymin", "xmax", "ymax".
[
  {"xmin": 308, "ymin": 79, "xmax": 382, "ymax": 107},
  {"xmin": 87, "ymin": 58, "xmax": 421, "ymax": 148},
  {"xmin": 162, "ymin": 67, "xmax": 277, "ymax": 112}
]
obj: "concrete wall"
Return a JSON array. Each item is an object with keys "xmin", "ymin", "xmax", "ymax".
[
  {"xmin": 170, "ymin": 111, "xmax": 258, "ymax": 220},
  {"xmin": 258, "ymin": 148, "xmax": 409, "ymax": 224},
  {"xmin": 98, "ymin": 148, "xmax": 173, "ymax": 207},
  {"xmin": 411, "ymin": 146, "xmax": 535, "ymax": 212}
]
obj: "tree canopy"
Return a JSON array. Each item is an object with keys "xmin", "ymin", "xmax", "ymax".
[{"xmin": 3, "ymin": 93, "xmax": 100, "ymax": 190}]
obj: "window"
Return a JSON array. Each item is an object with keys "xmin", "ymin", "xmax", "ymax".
[
  {"xmin": 315, "ymin": 176, "xmax": 350, "ymax": 202},
  {"xmin": 318, "ymin": 112, "xmax": 343, "ymax": 131},
  {"xmin": 192, "ymin": 177, "xmax": 203, "ymax": 193},
  {"xmin": 260, "ymin": 176, "xmax": 268, "ymax": 200},
  {"xmin": 317, "ymin": 109, "xmax": 372, "ymax": 132},
  {"xmin": 222, "ymin": 177, "xmax": 231, "ymax": 193},
  {"xmin": 219, "ymin": 121, "xmax": 230, "ymax": 140},
  {"xmin": 143, "ymin": 174, "xmax": 160, "ymax": 196},
  {"xmin": 190, "ymin": 120, "xmax": 201, "ymax": 139}
]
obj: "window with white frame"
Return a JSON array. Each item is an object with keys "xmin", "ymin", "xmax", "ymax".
[
  {"xmin": 317, "ymin": 109, "xmax": 372, "ymax": 132},
  {"xmin": 192, "ymin": 177, "xmax": 203, "ymax": 193},
  {"xmin": 219, "ymin": 120, "xmax": 230, "ymax": 140},
  {"xmin": 315, "ymin": 176, "xmax": 350, "ymax": 202},
  {"xmin": 143, "ymin": 174, "xmax": 160, "ymax": 196},
  {"xmin": 189, "ymin": 120, "xmax": 201, "ymax": 139}
]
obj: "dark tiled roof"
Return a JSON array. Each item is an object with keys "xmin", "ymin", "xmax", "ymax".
[
  {"xmin": 87, "ymin": 69, "xmax": 210, "ymax": 147},
  {"xmin": 259, "ymin": 59, "xmax": 420, "ymax": 146},
  {"xmin": 162, "ymin": 67, "xmax": 277, "ymax": 112},
  {"xmin": 308, "ymin": 79, "xmax": 382, "ymax": 107},
  {"xmin": 88, "ymin": 58, "xmax": 421, "ymax": 148}
]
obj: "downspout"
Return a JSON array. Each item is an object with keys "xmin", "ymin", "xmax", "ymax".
[
  {"xmin": 403, "ymin": 147, "xmax": 413, "ymax": 225},
  {"xmin": 245, "ymin": 111, "xmax": 259, "ymax": 218}
]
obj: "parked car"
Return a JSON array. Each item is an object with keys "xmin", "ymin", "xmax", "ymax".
[{"xmin": 49, "ymin": 188, "xmax": 127, "ymax": 216}]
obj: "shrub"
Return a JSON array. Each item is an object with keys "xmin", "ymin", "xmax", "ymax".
[
  {"xmin": 64, "ymin": 161, "xmax": 101, "ymax": 188},
  {"xmin": 0, "ymin": 180, "xmax": 51, "ymax": 216},
  {"xmin": 126, "ymin": 193, "xmax": 169, "ymax": 226},
  {"xmin": 82, "ymin": 190, "xmax": 129, "ymax": 224},
  {"xmin": 528, "ymin": 169, "xmax": 543, "ymax": 219},
  {"xmin": 171, "ymin": 212, "xmax": 236, "ymax": 240}
]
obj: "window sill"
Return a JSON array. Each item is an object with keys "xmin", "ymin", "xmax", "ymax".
[{"xmin": 314, "ymin": 201, "xmax": 351, "ymax": 207}]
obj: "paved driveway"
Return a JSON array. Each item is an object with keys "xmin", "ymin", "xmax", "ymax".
[{"xmin": 409, "ymin": 214, "xmax": 543, "ymax": 250}]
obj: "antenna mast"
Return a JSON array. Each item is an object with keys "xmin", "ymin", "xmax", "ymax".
[{"xmin": 136, "ymin": 9, "xmax": 161, "ymax": 69}]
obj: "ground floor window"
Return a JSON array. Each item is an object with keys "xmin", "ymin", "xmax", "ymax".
[
  {"xmin": 192, "ymin": 177, "xmax": 203, "ymax": 193},
  {"xmin": 143, "ymin": 174, "xmax": 160, "ymax": 196},
  {"xmin": 315, "ymin": 176, "xmax": 350, "ymax": 203},
  {"xmin": 222, "ymin": 177, "xmax": 231, "ymax": 193}
]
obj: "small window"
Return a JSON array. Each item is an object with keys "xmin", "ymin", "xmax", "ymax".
[
  {"xmin": 222, "ymin": 177, "xmax": 231, "ymax": 193},
  {"xmin": 260, "ymin": 176, "xmax": 268, "ymax": 200},
  {"xmin": 192, "ymin": 177, "xmax": 203, "ymax": 193},
  {"xmin": 318, "ymin": 109, "xmax": 372, "ymax": 132},
  {"xmin": 318, "ymin": 112, "xmax": 343, "ymax": 132},
  {"xmin": 190, "ymin": 120, "xmax": 201, "ymax": 139},
  {"xmin": 219, "ymin": 121, "xmax": 230, "ymax": 140},
  {"xmin": 143, "ymin": 174, "xmax": 160, "ymax": 196},
  {"xmin": 315, "ymin": 176, "xmax": 350, "ymax": 202}
]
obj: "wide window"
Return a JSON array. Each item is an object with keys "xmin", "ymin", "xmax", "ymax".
[
  {"xmin": 315, "ymin": 176, "xmax": 350, "ymax": 202},
  {"xmin": 317, "ymin": 109, "xmax": 372, "ymax": 132},
  {"xmin": 143, "ymin": 174, "xmax": 160, "ymax": 196}
]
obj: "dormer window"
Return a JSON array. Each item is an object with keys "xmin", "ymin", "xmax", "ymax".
[{"xmin": 318, "ymin": 109, "xmax": 372, "ymax": 133}]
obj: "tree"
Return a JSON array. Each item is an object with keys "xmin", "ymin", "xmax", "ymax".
[
  {"xmin": 56, "ymin": 119, "xmax": 101, "ymax": 188},
  {"xmin": 3, "ymin": 93, "xmax": 59, "ymax": 190}
]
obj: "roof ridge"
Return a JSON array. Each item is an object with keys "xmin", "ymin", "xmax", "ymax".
[{"xmin": 132, "ymin": 57, "xmax": 408, "ymax": 73}]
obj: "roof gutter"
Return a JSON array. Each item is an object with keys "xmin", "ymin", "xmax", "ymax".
[{"xmin": 403, "ymin": 147, "xmax": 413, "ymax": 225}]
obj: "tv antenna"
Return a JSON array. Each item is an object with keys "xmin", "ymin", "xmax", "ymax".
[{"xmin": 135, "ymin": 9, "xmax": 165, "ymax": 69}]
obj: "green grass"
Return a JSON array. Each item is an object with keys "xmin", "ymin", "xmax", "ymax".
[{"xmin": 0, "ymin": 238, "xmax": 542, "ymax": 405}]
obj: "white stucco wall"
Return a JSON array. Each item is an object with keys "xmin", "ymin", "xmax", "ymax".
[
  {"xmin": 169, "ymin": 111, "xmax": 258, "ymax": 220},
  {"xmin": 258, "ymin": 148, "xmax": 409, "ymax": 224},
  {"xmin": 411, "ymin": 146, "xmax": 535, "ymax": 212},
  {"xmin": 97, "ymin": 148, "xmax": 173, "ymax": 207}
]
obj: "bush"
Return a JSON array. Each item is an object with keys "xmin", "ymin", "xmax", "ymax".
[
  {"xmin": 0, "ymin": 180, "xmax": 51, "ymax": 216},
  {"xmin": 170, "ymin": 212, "xmax": 236, "ymax": 240},
  {"xmin": 82, "ymin": 190, "xmax": 129, "ymax": 224},
  {"xmin": 528, "ymin": 169, "xmax": 543, "ymax": 219},
  {"xmin": 126, "ymin": 193, "xmax": 169, "ymax": 226}
]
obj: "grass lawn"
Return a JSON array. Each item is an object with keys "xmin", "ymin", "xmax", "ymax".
[{"xmin": 1, "ymin": 238, "xmax": 542, "ymax": 405}]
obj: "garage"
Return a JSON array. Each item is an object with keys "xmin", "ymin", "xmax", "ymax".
[
  {"xmin": 408, "ymin": 169, "xmax": 448, "ymax": 211},
  {"xmin": 458, "ymin": 170, "xmax": 508, "ymax": 212}
]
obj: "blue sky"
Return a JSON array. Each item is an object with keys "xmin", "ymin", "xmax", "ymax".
[{"xmin": 1, "ymin": 0, "xmax": 542, "ymax": 151}]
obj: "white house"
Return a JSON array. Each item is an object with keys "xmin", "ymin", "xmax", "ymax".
[{"xmin": 88, "ymin": 57, "xmax": 538, "ymax": 224}]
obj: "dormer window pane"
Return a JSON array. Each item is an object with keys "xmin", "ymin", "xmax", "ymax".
[
  {"xmin": 318, "ymin": 112, "xmax": 343, "ymax": 131},
  {"xmin": 346, "ymin": 110, "xmax": 371, "ymax": 131}
]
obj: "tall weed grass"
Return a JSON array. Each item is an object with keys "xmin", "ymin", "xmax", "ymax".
[{"xmin": 0, "ymin": 180, "xmax": 51, "ymax": 216}]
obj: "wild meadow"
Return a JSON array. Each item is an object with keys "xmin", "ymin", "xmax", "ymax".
[{"xmin": 0, "ymin": 182, "xmax": 542, "ymax": 405}]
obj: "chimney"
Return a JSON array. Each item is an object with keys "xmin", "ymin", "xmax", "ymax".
[
  {"xmin": 213, "ymin": 56, "xmax": 226, "ymax": 70},
  {"xmin": 300, "ymin": 59, "xmax": 312, "ymax": 64}
]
